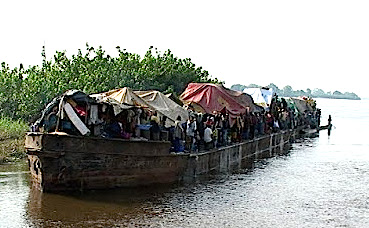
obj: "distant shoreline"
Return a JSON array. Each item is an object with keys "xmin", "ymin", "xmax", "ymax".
[
  {"xmin": 311, "ymin": 95, "xmax": 361, "ymax": 100},
  {"xmin": 230, "ymin": 84, "xmax": 361, "ymax": 100}
]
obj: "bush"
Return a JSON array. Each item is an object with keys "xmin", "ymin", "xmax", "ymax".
[
  {"xmin": 1, "ymin": 44, "xmax": 220, "ymax": 122},
  {"xmin": 0, "ymin": 117, "xmax": 28, "ymax": 161}
]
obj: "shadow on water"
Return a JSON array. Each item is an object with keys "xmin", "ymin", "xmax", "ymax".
[
  {"xmin": 27, "ymin": 182, "xmax": 176, "ymax": 226},
  {"xmin": 26, "ymin": 173, "xmax": 242, "ymax": 227}
]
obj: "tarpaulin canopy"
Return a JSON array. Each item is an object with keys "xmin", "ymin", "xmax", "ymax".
[
  {"xmin": 95, "ymin": 87, "xmax": 149, "ymax": 107},
  {"xmin": 289, "ymin": 97, "xmax": 315, "ymax": 113},
  {"xmin": 93, "ymin": 87, "xmax": 188, "ymax": 126},
  {"xmin": 90, "ymin": 88, "xmax": 140, "ymax": 115},
  {"xmin": 32, "ymin": 90, "xmax": 98, "ymax": 135},
  {"xmin": 243, "ymin": 88, "xmax": 274, "ymax": 109},
  {"xmin": 179, "ymin": 83, "xmax": 262, "ymax": 116},
  {"xmin": 134, "ymin": 90, "xmax": 188, "ymax": 124}
]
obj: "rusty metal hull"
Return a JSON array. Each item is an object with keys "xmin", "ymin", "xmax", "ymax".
[
  {"xmin": 26, "ymin": 133, "xmax": 188, "ymax": 192},
  {"xmin": 26, "ymin": 129, "xmax": 302, "ymax": 192}
]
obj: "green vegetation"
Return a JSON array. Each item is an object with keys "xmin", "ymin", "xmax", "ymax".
[
  {"xmin": 1, "ymin": 44, "xmax": 220, "ymax": 122},
  {"xmin": 0, "ymin": 44, "xmax": 220, "ymax": 160},
  {"xmin": 0, "ymin": 117, "xmax": 28, "ymax": 163},
  {"xmin": 231, "ymin": 83, "xmax": 361, "ymax": 100}
]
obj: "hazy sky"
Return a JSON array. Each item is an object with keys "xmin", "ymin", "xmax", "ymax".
[{"xmin": 1, "ymin": 0, "xmax": 368, "ymax": 98}]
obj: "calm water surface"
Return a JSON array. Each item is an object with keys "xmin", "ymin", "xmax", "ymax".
[{"xmin": 1, "ymin": 98, "xmax": 369, "ymax": 228}]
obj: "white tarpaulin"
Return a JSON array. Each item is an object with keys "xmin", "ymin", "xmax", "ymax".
[
  {"xmin": 94, "ymin": 87, "xmax": 149, "ymax": 107},
  {"xmin": 63, "ymin": 102, "xmax": 90, "ymax": 135},
  {"xmin": 90, "ymin": 92, "xmax": 137, "ymax": 116},
  {"xmin": 134, "ymin": 90, "xmax": 188, "ymax": 125},
  {"xmin": 93, "ymin": 88, "xmax": 188, "ymax": 126},
  {"xmin": 243, "ymin": 88, "xmax": 274, "ymax": 108}
]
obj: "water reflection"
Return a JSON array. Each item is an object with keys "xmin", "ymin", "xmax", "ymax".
[
  {"xmin": 27, "ymin": 182, "xmax": 175, "ymax": 227},
  {"xmin": 0, "ymin": 162, "xmax": 29, "ymax": 228},
  {"xmin": 26, "ymin": 175, "xmax": 247, "ymax": 227}
]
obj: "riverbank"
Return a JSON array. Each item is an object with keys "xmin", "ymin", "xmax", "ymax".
[{"xmin": 0, "ymin": 118, "xmax": 28, "ymax": 164}]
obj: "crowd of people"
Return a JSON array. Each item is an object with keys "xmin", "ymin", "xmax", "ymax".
[
  {"xmin": 36, "ymin": 91, "xmax": 320, "ymax": 154},
  {"xmin": 169, "ymin": 98, "xmax": 321, "ymax": 153},
  {"xmin": 65, "ymin": 97, "xmax": 320, "ymax": 153}
]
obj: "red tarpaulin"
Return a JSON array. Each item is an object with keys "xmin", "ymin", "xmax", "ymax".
[{"xmin": 180, "ymin": 83, "xmax": 262, "ymax": 116}]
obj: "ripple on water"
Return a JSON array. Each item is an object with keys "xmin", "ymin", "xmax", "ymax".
[{"xmin": 2, "ymin": 99, "xmax": 369, "ymax": 227}]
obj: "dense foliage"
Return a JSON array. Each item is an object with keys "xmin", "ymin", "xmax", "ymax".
[
  {"xmin": 0, "ymin": 117, "xmax": 28, "ymax": 161},
  {"xmin": 231, "ymin": 83, "xmax": 361, "ymax": 100},
  {"xmin": 0, "ymin": 44, "xmax": 220, "ymax": 121}
]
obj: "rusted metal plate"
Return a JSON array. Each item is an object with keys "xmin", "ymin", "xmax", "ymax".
[
  {"xmin": 28, "ymin": 152, "xmax": 189, "ymax": 192},
  {"xmin": 25, "ymin": 133, "xmax": 171, "ymax": 156},
  {"xmin": 25, "ymin": 129, "xmax": 306, "ymax": 192},
  {"xmin": 25, "ymin": 133, "xmax": 43, "ymax": 150}
]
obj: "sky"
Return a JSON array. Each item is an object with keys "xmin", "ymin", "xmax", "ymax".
[{"xmin": 1, "ymin": 0, "xmax": 369, "ymax": 98}]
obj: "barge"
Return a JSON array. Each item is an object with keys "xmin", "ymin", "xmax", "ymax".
[
  {"xmin": 25, "ymin": 129, "xmax": 298, "ymax": 192},
  {"xmin": 25, "ymin": 86, "xmax": 320, "ymax": 192}
]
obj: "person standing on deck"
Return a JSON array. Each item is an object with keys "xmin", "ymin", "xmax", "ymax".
[
  {"xmin": 265, "ymin": 111, "xmax": 274, "ymax": 134},
  {"xmin": 150, "ymin": 111, "xmax": 161, "ymax": 140},
  {"xmin": 186, "ymin": 115, "xmax": 197, "ymax": 152},
  {"xmin": 222, "ymin": 113, "xmax": 230, "ymax": 145},
  {"xmin": 249, "ymin": 113, "xmax": 257, "ymax": 139},
  {"xmin": 204, "ymin": 124, "xmax": 213, "ymax": 150},
  {"xmin": 173, "ymin": 116, "xmax": 184, "ymax": 152},
  {"xmin": 242, "ymin": 112, "xmax": 250, "ymax": 140},
  {"xmin": 280, "ymin": 109, "xmax": 288, "ymax": 130},
  {"xmin": 214, "ymin": 112, "xmax": 222, "ymax": 147},
  {"xmin": 255, "ymin": 113, "xmax": 263, "ymax": 136},
  {"xmin": 213, "ymin": 125, "xmax": 218, "ymax": 148}
]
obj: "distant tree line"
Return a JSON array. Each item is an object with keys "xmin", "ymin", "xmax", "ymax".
[
  {"xmin": 231, "ymin": 83, "xmax": 361, "ymax": 100},
  {"xmin": 0, "ymin": 44, "xmax": 220, "ymax": 121}
]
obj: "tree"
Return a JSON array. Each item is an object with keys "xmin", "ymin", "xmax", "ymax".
[
  {"xmin": 343, "ymin": 92, "xmax": 360, "ymax": 100},
  {"xmin": 283, "ymin": 85, "xmax": 293, "ymax": 96},
  {"xmin": 0, "ymin": 45, "xmax": 221, "ymax": 121},
  {"xmin": 306, "ymin": 88, "xmax": 312, "ymax": 96},
  {"xmin": 312, "ymin": 88, "xmax": 325, "ymax": 97},
  {"xmin": 267, "ymin": 83, "xmax": 280, "ymax": 94},
  {"xmin": 297, "ymin": 90, "xmax": 306, "ymax": 96},
  {"xmin": 230, "ymin": 84, "xmax": 246, "ymax": 92},
  {"xmin": 231, "ymin": 83, "xmax": 361, "ymax": 100},
  {"xmin": 247, "ymin": 83, "xmax": 260, "ymax": 88}
]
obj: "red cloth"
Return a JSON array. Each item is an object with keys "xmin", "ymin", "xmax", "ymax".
[
  {"xmin": 74, "ymin": 105, "xmax": 87, "ymax": 116},
  {"xmin": 180, "ymin": 83, "xmax": 256, "ymax": 116}
]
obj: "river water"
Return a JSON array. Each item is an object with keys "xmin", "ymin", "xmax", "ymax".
[{"xmin": 1, "ymin": 98, "xmax": 369, "ymax": 228}]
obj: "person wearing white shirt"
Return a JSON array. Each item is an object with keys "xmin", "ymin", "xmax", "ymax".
[
  {"xmin": 186, "ymin": 116, "xmax": 197, "ymax": 152},
  {"xmin": 204, "ymin": 125, "xmax": 213, "ymax": 150}
]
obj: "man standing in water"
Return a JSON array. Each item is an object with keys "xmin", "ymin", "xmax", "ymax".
[
  {"xmin": 328, "ymin": 115, "xmax": 332, "ymax": 136},
  {"xmin": 328, "ymin": 115, "xmax": 332, "ymax": 126}
]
